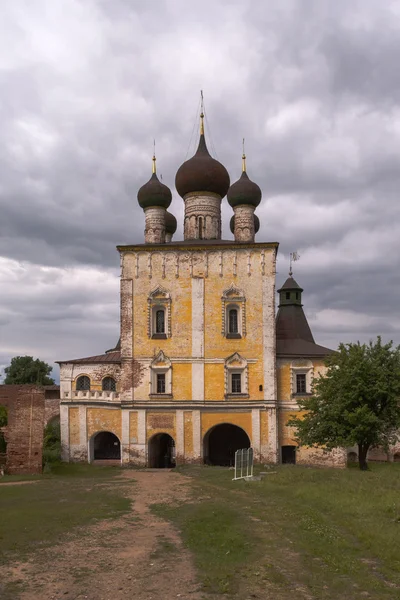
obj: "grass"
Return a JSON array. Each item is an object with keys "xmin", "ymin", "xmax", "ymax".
[
  {"xmin": 152, "ymin": 463, "xmax": 400, "ymax": 599},
  {"xmin": 0, "ymin": 463, "xmax": 131, "ymax": 561}
]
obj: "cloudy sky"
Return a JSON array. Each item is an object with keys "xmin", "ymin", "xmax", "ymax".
[{"xmin": 1, "ymin": 0, "xmax": 400, "ymax": 382}]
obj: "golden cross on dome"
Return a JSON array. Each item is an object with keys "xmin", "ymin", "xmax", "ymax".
[
  {"xmin": 152, "ymin": 139, "xmax": 156, "ymax": 174},
  {"xmin": 200, "ymin": 90, "xmax": 204, "ymax": 135}
]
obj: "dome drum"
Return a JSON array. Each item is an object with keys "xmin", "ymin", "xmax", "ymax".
[
  {"xmin": 144, "ymin": 206, "xmax": 167, "ymax": 244},
  {"xmin": 231, "ymin": 205, "xmax": 257, "ymax": 243}
]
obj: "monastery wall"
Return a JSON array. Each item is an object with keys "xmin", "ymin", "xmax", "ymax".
[{"xmin": 0, "ymin": 385, "xmax": 47, "ymax": 474}]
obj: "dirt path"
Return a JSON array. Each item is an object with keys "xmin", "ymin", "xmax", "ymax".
[{"xmin": 4, "ymin": 470, "xmax": 205, "ymax": 600}]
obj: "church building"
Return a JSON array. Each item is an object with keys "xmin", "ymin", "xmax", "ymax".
[{"xmin": 58, "ymin": 112, "xmax": 346, "ymax": 468}]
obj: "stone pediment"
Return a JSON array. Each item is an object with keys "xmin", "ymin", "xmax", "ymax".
[
  {"xmin": 151, "ymin": 350, "xmax": 171, "ymax": 368},
  {"xmin": 148, "ymin": 285, "xmax": 170, "ymax": 300},
  {"xmin": 222, "ymin": 283, "xmax": 245, "ymax": 301},
  {"xmin": 225, "ymin": 352, "xmax": 247, "ymax": 368}
]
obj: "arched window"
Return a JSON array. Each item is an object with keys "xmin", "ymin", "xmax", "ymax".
[
  {"xmin": 76, "ymin": 376, "xmax": 90, "ymax": 391},
  {"xmin": 228, "ymin": 308, "xmax": 238, "ymax": 334},
  {"xmin": 148, "ymin": 286, "xmax": 171, "ymax": 339},
  {"xmin": 102, "ymin": 377, "xmax": 116, "ymax": 392},
  {"xmin": 198, "ymin": 216, "xmax": 204, "ymax": 239},
  {"xmin": 156, "ymin": 309, "xmax": 165, "ymax": 334},
  {"xmin": 222, "ymin": 285, "xmax": 246, "ymax": 339}
]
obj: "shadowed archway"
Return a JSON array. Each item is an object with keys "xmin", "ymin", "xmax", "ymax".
[
  {"xmin": 203, "ymin": 423, "xmax": 250, "ymax": 466},
  {"xmin": 148, "ymin": 433, "xmax": 175, "ymax": 468},
  {"xmin": 92, "ymin": 431, "xmax": 121, "ymax": 460}
]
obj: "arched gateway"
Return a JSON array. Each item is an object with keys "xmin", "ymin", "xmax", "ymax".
[
  {"xmin": 91, "ymin": 431, "xmax": 121, "ymax": 461},
  {"xmin": 148, "ymin": 433, "xmax": 176, "ymax": 468},
  {"xmin": 203, "ymin": 423, "xmax": 250, "ymax": 466}
]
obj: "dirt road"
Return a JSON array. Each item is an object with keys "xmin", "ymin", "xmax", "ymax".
[{"xmin": 4, "ymin": 470, "xmax": 204, "ymax": 600}]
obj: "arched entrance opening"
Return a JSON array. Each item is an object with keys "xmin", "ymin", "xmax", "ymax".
[
  {"xmin": 92, "ymin": 432, "xmax": 121, "ymax": 460},
  {"xmin": 148, "ymin": 433, "xmax": 175, "ymax": 468},
  {"xmin": 281, "ymin": 445, "xmax": 296, "ymax": 464},
  {"xmin": 203, "ymin": 423, "xmax": 250, "ymax": 466}
]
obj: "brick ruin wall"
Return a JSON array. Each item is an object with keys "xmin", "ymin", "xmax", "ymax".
[{"xmin": 0, "ymin": 385, "xmax": 60, "ymax": 475}]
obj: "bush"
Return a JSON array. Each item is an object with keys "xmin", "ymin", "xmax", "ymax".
[{"xmin": 43, "ymin": 420, "xmax": 61, "ymax": 467}]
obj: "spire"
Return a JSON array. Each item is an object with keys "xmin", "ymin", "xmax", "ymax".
[
  {"xmin": 152, "ymin": 140, "xmax": 156, "ymax": 174},
  {"xmin": 200, "ymin": 90, "xmax": 205, "ymax": 135},
  {"xmin": 242, "ymin": 138, "xmax": 246, "ymax": 173}
]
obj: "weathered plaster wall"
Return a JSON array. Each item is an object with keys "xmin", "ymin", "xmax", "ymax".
[{"xmin": 201, "ymin": 411, "xmax": 252, "ymax": 441}]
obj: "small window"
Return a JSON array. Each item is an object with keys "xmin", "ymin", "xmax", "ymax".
[
  {"xmin": 156, "ymin": 309, "xmax": 165, "ymax": 334},
  {"xmin": 76, "ymin": 375, "xmax": 90, "ymax": 391},
  {"xmin": 102, "ymin": 377, "xmax": 116, "ymax": 392},
  {"xmin": 296, "ymin": 374, "xmax": 306, "ymax": 394},
  {"xmin": 157, "ymin": 373, "xmax": 166, "ymax": 394},
  {"xmin": 285, "ymin": 292, "xmax": 290, "ymax": 300},
  {"xmin": 231, "ymin": 373, "xmax": 242, "ymax": 394},
  {"xmin": 228, "ymin": 308, "xmax": 238, "ymax": 334},
  {"xmin": 295, "ymin": 292, "xmax": 299, "ymax": 300}
]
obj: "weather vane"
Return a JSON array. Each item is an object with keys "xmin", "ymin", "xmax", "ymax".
[{"xmin": 289, "ymin": 252, "xmax": 300, "ymax": 276}]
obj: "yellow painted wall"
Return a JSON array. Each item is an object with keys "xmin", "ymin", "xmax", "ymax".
[
  {"xmin": 203, "ymin": 252, "xmax": 266, "ymax": 362},
  {"xmin": 277, "ymin": 360, "xmax": 292, "ymax": 401},
  {"xmin": 260, "ymin": 410, "xmax": 269, "ymax": 446},
  {"xmin": 204, "ymin": 364, "xmax": 225, "ymax": 400},
  {"xmin": 201, "ymin": 411, "xmax": 252, "ymax": 441},
  {"xmin": 130, "ymin": 411, "xmax": 138, "ymax": 443},
  {"xmin": 124, "ymin": 247, "xmax": 275, "ymax": 402},
  {"xmin": 248, "ymin": 362, "xmax": 264, "ymax": 400},
  {"xmin": 69, "ymin": 407, "xmax": 80, "ymax": 445},
  {"xmin": 279, "ymin": 410, "xmax": 301, "ymax": 446},
  {"xmin": 147, "ymin": 411, "xmax": 176, "ymax": 441},
  {"xmin": 87, "ymin": 408, "xmax": 122, "ymax": 439},
  {"xmin": 277, "ymin": 358, "xmax": 328, "ymax": 401},
  {"xmin": 131, "ymin": 252, "xmax": 192, "ymax": 358},
  {"xmin": 184, "ymin": 411, "xmax": 194, "ymax": 457},
  {"xmin": 173, "ymin": 363, "xmax": 192, "ymax": 400}
]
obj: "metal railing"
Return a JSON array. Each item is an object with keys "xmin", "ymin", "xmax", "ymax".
[{"xmin": 233, "ymin": 447, "xmax": 254, "ymax": 480}]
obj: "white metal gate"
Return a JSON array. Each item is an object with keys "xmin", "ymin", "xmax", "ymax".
[{"xmin": 232, "ymin": 447, "xmax": 254, "ymax": 480}]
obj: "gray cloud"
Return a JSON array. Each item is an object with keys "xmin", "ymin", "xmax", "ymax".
[{"xmin": 1, "ymin": 0, "xmax": 400, "ymax": 380}]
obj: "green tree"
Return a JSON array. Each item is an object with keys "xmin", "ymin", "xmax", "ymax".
[
  {"xmin": 43, "ymin": 418, "xmax": 61, "ymax": 467},
  {"xmin": 288, "ymin": 337, "xmax": 400, "ymax": 470},
  {"xmin": 4, "ymin": 356, "xmax": 55, "ymax": 385}
]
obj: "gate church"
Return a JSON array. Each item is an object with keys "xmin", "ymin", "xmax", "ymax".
[{"xmin": 59, "ymin": 113, "xmax": 346, "ymax": 468}]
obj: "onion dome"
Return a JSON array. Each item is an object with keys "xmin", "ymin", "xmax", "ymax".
[
  {"xmin": 175, "ymin": 113, "xmax": 230, "ymax": 199},
  {"xmin": 230, "ymin": 214, "xmax": 260, "ymax": 234},
  {"xmin": 227, "ymin": 150, "xmax": 262, "ymax": 209},
  {"xmin": 137, "ymin": 155, "xmax": 172, "ymax": 210},
  {"xmin": 165, "ymin": 211, "xmax": 177, "ymax": 235}
]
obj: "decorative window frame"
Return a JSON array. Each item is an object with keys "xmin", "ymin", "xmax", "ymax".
[
  {"xmin": 291, "ymin": 360, "xmax": 314, "ymax": 397},
  {"xmin": 149, "ymin": 350, "xmax": 173, "ymax": 398},
  {"xmin": 224, "ymin": 352, "xmax": 249, "ymax": 399},
  {"xmin": 221, "ymin": 284, "xmax": 246, "ymax": 338},
  {"xmin": 147, "ymin": 285, "xmax": 172, "ymax": 339}
]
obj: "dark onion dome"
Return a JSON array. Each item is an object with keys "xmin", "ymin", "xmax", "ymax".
[
  {"xmin": 227, "ymin": 170, "xmax": 262, "ymax": 208},
  {"xmin": 175, "ymin": 132, "xmax": 230, "ymax": 199},
  {"xmin": 165, "ymin": 211, "xmax": 177, "ymax": 235},
  {"xmin": 137, "ymin": 172, "xmax": 172, "ymax": 210},
  {"xmin": 230, "ymin": 213, "xmax": 260, "ymax": 234}
]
